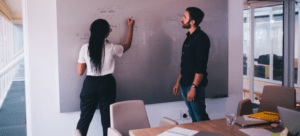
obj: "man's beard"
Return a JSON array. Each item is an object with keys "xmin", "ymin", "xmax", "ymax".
[{"xmin": 182, "ymin": 21, "xmax": 191, "ymax": 29}]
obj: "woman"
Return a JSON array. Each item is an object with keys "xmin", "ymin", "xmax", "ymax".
[{"xmin": 74, "ymin": 18, "xmax": 134, "ymax": 136}]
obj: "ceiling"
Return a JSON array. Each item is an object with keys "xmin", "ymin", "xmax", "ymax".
[
  {"xmin": 3, "ymin": 0, "xmax": 300, "ymax": 15},
  {"xmin": 244, "ymin": 0, "xmax": 300, "ymax": 5},
  {"xmin": 3, "ymin": 0, "xmax": 22, "ymax": 14},
  {"xmin": 3, "ymin": 0, "xmax": 300, "ymax": 14}
]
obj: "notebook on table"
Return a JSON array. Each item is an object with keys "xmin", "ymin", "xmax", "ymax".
[
  {"xmin": 194, "ymin": 131, "xmax": 226, "ymax": 136},
  {"xmin": 235, "ymin": 115, "xmax": 269, "ymax": 127},
  {"xmin": 247, "ymin": 111, "xmax": 279, "ymax": 122},
  {"xmin": 157, "ymin": 127, "xmax": 226, "ymax": 136}
]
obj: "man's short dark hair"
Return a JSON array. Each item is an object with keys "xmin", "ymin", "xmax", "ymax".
[{"xmin": 186, "ymin": 7, "xmax": 204, "ymax": 27}]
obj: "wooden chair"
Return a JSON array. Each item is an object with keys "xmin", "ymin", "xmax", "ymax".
[{"xmin": 237, "ymin": 99, "xmax": 253, "ymax": 116}]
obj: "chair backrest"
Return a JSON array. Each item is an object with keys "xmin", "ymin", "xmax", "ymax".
[
  {"xmin": 257, "ymin": 85, "xmax": 296, "ymax": 113},
  {"xmin": 110, "ymin": 100, "xmax": 150, "ymax": 135},
  {"xmin": 237, "ymin": 99, "xmax": 253, "ymax": 116}
]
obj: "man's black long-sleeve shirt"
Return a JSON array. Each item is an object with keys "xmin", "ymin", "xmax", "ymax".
[{"xmin": 180, "ymin": 27, "xmax": 210, "ymax": 87}]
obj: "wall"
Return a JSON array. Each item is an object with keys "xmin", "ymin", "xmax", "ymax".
[
  {"xmin": 228, "ymin": 0, "xmax": 243, "ymax": 96},
  {"xmin": 24, "ymin": 0, "xmax": 243, "ymax": 136}
]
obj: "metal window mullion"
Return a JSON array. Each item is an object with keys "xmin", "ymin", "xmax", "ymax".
[
  {"xmin": 0, "ymin": 73, "xmax": 1, "ymax": 101},
  {"xmin": 0, "ymin": 17, "xmax": 3, "ymax": 71},
  {"xmin": 283, "ymin": 0, "xmax": 295, "ymax": 87},
  {"xmin": 5, "ymin": 20, "xmax": 8, "ymax": 88},
  {"xmin": 297, "ymin": 7, "xmax": 300, "ymax": 85},
  {"xmin": 5, "ymin": 20, "xmax": 10, "ymax": 88},
  {"xmin": 7, "ymin": 21, "xmax": 9, "ymax": 87},
  {"xmin": 4, "ymin": 19, "xmax": 8, "ymax": 94},
  {"xmin": 10, "ymin": 23, "xmax": 12, "ymax": 82},
  {"xmin": 245, "ymin": 12, "xmax": 251, "ymax": 77},
  {"xmin": 9, "ymin": 23, "xmax": 11, "ymax": 82},
  {"xmin": 0, "ymin": 17, "xmax": 2, "ymax": 100},
  {"xmin": 2, "ymin": 20, "xmax": 4, "ymax": 69},
  {"xmin": 3, "ymin": 20, "xmax": 6, "ymax": 89},
  {"xmin": 5, "ymin": 20, "xmax": 7, "ymax": 89},
  {"xmin": 249, "ymin": 7, "xmax": 255, "ymax": 101},
  {"xmin": 270, "ymin": 12, "xmax": 274, "ymax": 80},
  {"xmin": 283, "ymin": 0, "xmax": 289, "ymax": 86},
  {"xmin": 10, "ymin": 29, "xmax": 13, "ymax": 82},
  {"xmin": 4, "ymin": 20, "xmax": 6, "ymax": 87},
  {"xmin": 9, "ymin": 23, "xmax": 13, "ymax": 83},
  {"xmin": 289, "ymin": 0, "xmax": 295, "ymax": 87},
  {"xmin": 8, "ymin": 22, "xmax": 10, "ymax": 82},
  {"xmin": 247, "ymin": 25, "xmax": 250, "ymax": 77},
  {"xmin": 0, "ymin": 17, "xmax": 2, "ymax": 101}
]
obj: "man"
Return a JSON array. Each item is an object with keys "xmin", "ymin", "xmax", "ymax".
[{"xmin": 173, "ymin": 7, "xmax": 210, "ymax": 122}]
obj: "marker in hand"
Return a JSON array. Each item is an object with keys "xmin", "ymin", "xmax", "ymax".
[
  {"xmin": 128, "ymin": 17, "xmax": 135, "ymax": 28},
  {"xmin": 129, "ymin": 17, "xmax": 135, "ymax": 21}
]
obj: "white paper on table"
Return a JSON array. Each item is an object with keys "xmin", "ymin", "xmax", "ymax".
[
  {"xmin": 243, "ymin": 115, "xmax": 265, "ymax": 121},
  {"xmin": 157, "ymin": 127, "xmax": 199, "ymax": 136},
  {"xmin": 157, "ymin": 131, "xmax": 187, "ymax": 136},
  {"xmin": 239, "ymin": 128, "xmax": 280, "ymax": 136}
]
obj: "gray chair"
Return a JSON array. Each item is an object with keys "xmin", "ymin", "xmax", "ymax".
[
  {"xmin": 237, "ymin": 85, "xmax": 296, "ymax": 116},
  {"xmin": 258, "ymin": 85, "xmax": 296, "ymax": 113},
  {"xmin": 108, "ymin": 100, "xmax": 178, "ymax": 136}
]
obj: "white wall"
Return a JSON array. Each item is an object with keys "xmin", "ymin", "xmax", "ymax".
[
  {"xmin": 228, "ymin": 0, "xmax": 243, "ymax": 96},
  {"xmin": 23, "ymin": 0, "xmax": 84, "ymax": 135},
  {"xmin": 23, "ymin": 0, "xmax": 243, "ymax": 136}
]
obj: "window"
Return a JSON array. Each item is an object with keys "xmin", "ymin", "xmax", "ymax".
[{"xmin": 243, "ymin": 5, "xmax": 284, "ymax": 103}]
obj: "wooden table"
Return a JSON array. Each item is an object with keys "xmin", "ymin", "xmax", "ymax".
[
  {"xmin": 129, "ymin": 119, "xmax": 246, "ymax": 136},
  {"xmin": 129, "ymin": 119, "xmax": 282, "ymax": 136}
]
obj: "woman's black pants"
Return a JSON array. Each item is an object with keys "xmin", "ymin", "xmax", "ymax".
[{"xmin": 76, "ymin": 74, "xmax": 116, "ymax": 136}]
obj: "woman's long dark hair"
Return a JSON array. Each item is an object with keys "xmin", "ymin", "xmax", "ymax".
[{"xmin": 88, "ymin": 19, "xmax": 109, "ymax": 74}]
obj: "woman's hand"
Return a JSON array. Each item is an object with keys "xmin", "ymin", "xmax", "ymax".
[
  {"xmin": 122, "ymin": 17, "xmax": 135, "ymax": 53},
  {"xmin": 128, "ymin": 17, "xmax": 135, "ymax": 28}
]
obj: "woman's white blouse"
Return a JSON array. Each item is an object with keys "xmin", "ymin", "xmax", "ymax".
[{"xmin": 78, "ymin": 42, "xmax": 124, "ymax": 76}]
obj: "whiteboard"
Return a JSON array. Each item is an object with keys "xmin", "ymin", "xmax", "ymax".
[{"xmin": 57, "ymin": 0, "xmax": 228, "ymax": 113}]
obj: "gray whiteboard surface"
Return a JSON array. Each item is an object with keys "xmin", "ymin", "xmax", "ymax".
[{"xmin": 57, "ymin": 0, "xmax": 228, "ymax": 113}]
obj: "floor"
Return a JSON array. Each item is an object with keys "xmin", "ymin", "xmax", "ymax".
[
  {"xmin": 0, "ymin": 61, "xmax": 26, "ymax": 136},
  {"xmin": 0, "ymin": 81, "xmax": 26, "ymax": 136},
  {"xmin": 0, "ymin": 61, "xmax": 250, "ymax": 136},
  {"xmin": 0, "ymin": 80, "xmax": 249, "ymax": 136}
]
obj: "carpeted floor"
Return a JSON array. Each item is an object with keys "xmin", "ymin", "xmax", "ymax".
[{"xmin": 0, "ymin": 81, "xmax": 26, "ymax": 136}]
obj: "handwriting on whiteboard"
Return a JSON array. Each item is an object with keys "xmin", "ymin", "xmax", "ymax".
[
  {"xmin": 94, "ymin": 5, "xmax": 125, "ymax": 19},
  {"xmin": 166, "ymin": 13, "xmax": 184, "ymax": 22},
  {"xmin": 76, "ymin": 32, "xmax": 90, "ymax": 43}
]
